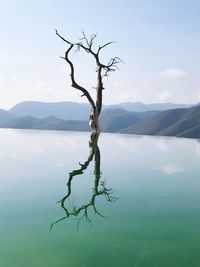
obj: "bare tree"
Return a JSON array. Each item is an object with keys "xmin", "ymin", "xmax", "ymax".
[{"xmin": 56, "ymin": 30, "xmax": 121, "ymax": 133}]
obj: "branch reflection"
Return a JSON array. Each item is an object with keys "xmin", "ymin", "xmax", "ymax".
[{"xmin": 50, "ymin": 133, "xmax": 118, "ymax": 230}]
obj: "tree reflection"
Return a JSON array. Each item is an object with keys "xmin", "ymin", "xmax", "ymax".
[{"xmin": 50, "ymin": 133, "xmax": 118, "ymax": 230}]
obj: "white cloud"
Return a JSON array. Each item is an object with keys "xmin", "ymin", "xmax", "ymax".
[
  {"xmin": 157, "ymin": 164, "xmax": 184, "ymax": 175},
  {"xmin": 160, "ymin": 68, "xmax": 188, "ymax": 79},
  {"xmin": 157, "ymin": 91, "xmax": 171, "ymax": 102},
  {"xmin": 0, "ymin": 74, "xmax": 6, "ymax": 83},
  {"xmin": 115, "ymin": 89, "xmax": 144, "ymax": 103}
]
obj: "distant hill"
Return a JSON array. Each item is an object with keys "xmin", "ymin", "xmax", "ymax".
[
  {"xmin": 100, "ymin": 108, "xmax": 160, "ymax": 132},
  {"xmin": 9, "ymin": 101, "xmax": 90, "ymax": 120},
  {"xmin": 1, "ymin": 101, "xmax": 199, "ymax": 138},
  {"xmin": 0, "ymin": 109, "xmax": 15, "ymax": 125},
  {"xmin": 107, "ymin": 102, "xmax": 193, "ymax": 112},
  {"xmin": 1, "ymin": 109, "xmax": 156, "ymax": 133},
  {"xmin": 1, "ymin": 116, "xmax": 90, "ymax": 132},
  {"xmin": 120, "ymin": 104, "xmax": 200, "ymax": 138},
  {"xmin": 8, "ymin": 101, "xmax": 193, "ymax": 121}
]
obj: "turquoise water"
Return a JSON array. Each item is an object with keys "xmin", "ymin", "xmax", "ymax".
[{"xmin": 0, "ymin": 129, "xmax": 200, "ymax": 266}]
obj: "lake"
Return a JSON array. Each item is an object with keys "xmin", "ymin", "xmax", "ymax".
[{"xmin": 0, "ymin": 129, "xmax": 200, "ymax": 267}]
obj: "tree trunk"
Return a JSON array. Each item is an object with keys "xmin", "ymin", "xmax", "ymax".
[
  {"xmin": 89, "ymin": 79, "xmax": 102, "ymax": 133},
  {"xmin": 89, "ymin": 110, "xmax": 101, "ymax": 133}
]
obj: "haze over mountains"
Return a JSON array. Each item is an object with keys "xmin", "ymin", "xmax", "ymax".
[
  {"xmin": 9, "ymin": 101, "xmax": 90, "ymax": 120},
  {"xmin": 107, "ymin": 102, "xmax": 192, "ymax": 112},
  {"xmin": 0, "ymin": 101, "xmax": 199, "ymax": 139},
  {"xmin": 8, "ymin": 101, "xmax": 191, "ymax": 120}
]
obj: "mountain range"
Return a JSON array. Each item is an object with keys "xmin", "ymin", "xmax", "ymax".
[
  {"xmin": 107, "ymin": 102, "xmax": 192, "ymax": 112},
  {"xmin": 9, "ymin": 101, "xmax": 90, "ymax": 120},
  {"xmin": 0, "ymin": 101, "xmax": 199, "ymax": 139},
  {"xmin": 8, "ymin": 101, "xmax": 192, "ymax": 120},
  {"xmin": 120, "ymin": 104, "xmax": 200, "ymax": 138}
]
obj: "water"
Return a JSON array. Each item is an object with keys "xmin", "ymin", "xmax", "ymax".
[{"xmin": 0, "ymin": 129, "xmax": 200, "ymax": 267}]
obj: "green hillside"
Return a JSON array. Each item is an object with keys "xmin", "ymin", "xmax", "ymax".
[
  {"xmin": 121, "ymin": 104, "xmax": 200, "ymax": 138},
  {"xmin": 100, "ymin": 108, "xmax": 160, "ymax": 132},
  {"xmin": 1, "ymin": 116, "xmax": 90, "ymax": 132},
  {"xmin": 100, "ymin": 109, "xmax": 140, "ymax": 132}
]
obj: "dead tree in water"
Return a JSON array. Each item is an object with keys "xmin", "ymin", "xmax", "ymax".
[
  {"xmin": 50, "ymin": 133, "xmax": 118, "ymax": 230},
  {"xmin": 56, "ymin": 30, "xmax": 121, "ymax": 133}
]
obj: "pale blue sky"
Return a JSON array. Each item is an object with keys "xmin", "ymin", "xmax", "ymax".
[{"xmin": 1, "ymin": 0, "xmax": 200, "ymax": 108}]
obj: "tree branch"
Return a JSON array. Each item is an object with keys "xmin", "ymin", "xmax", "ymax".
[
  {"xmin": 55, "ymin": 29, "xmax": 72, "ymax": 45},
  {"xmin": 97, "ymin": 41, "xmax": 114, "ymax": 54},
  {"xmin": 56, "ymin": 30, "xmax": 96, "ymax": 111}
]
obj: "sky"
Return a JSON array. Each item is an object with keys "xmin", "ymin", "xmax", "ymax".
[{"xmin": 1, "ymin": 0, "xmax": 200, "ymax": 109}]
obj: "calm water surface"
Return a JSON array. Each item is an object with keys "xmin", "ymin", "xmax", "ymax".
[{"xmin": 0, "ymin": 129, "xmax": 200, "ymax": 267}]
